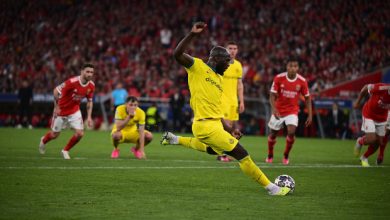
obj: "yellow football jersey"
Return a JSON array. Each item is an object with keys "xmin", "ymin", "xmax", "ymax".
[
  {"xmin": 184, "ymin": 58, "xmax": 224, "ymax": 121},
  {"xmin": 221, "ymin": 59, "xmax": 243, "ymax": 106},
  {"xmin": 112, "ymin": 105, "xmax": 145, "ymax": 131}
]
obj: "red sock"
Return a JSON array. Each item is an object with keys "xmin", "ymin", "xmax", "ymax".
[
  {"xmin": 358, "ymin": 136, "xmax": 366, "ymax": 146},
  {"xmin": 378, "ymin": 134, "xmax": 389, "ymax": 159},
  {"xmin": 63, "ymin": 135, "xmax": 82, "ymax": 151},
  {"xmin": 42, "ymin": 131, "xmax": 55, "ymax": 144},
  {"xmin": 364, "ymin": 144, "xmax": 378, "ymax": 158},
  {"xmin": 267, "ymin": 135, "xmax": 277, "ymax": 158},
  {"xmin": 284, "ymin": 135, "xmax": 295, "ymax": 158}
]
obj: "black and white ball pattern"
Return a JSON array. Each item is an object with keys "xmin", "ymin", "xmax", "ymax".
[{"xmin": 274, "ymin": 174, "xmax": 295, "ymax": 193}]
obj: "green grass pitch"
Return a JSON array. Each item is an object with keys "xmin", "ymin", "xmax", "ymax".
[{"xmin": 0, "ymin": 128, "xmax": 389, "ymax": 219}]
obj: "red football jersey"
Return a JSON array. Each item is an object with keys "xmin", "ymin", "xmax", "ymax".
[
  {"xmin": 362, "ymin": 83, "xmax": 390, "ymax": 122},
  {"xmin": 270, "ymin": 72, "xmax": 310, "ymax": 117},
  {"xmin": 56, "ymin": 76, "xmax": 95, "ymax": 116}
]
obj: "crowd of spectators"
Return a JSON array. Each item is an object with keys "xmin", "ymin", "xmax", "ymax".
[
  {"xmin": 1, "ymin": 0, "xmax": 389, "ymax": 99},
  {"xmin": 1, "ymin": 0, "xmax": 389, "ymax": 135}
]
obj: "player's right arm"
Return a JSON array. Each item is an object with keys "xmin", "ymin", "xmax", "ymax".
[
  {"xmin": 173, "ymin": 22, "xmax": 207, "ymax": 68},
  {"xmin": 353, "ymin": 84, "xmax": 370, "ymax": 109},
  {"xmin": 53, "ymin": 87, "xmax": 60, "ymax": 117},
  {"xmin": 269, "ymin": 92, "xmax": 280, "ymax": 119}
]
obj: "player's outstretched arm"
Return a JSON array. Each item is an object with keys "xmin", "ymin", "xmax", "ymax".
[
  {"xmin": 173, "ymin": 22, "xmax": 207, "ymax": 68},
  {"xmin": 354, "ymin": 84, "xmax": 369, "ymax": 109}
]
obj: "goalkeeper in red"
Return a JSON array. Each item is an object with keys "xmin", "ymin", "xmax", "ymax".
[
  {"xmin": 265, "ymin": 58, "xmax": 312, "ymax": 165},
  {"xmin": 161, "ymin": 22, "xmax": 290, "ymax": 195},
  {"xmin": 38, "ymin": 63, "xmax": 95, "ymax": 159}
]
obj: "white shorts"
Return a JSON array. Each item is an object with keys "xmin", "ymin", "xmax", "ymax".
[
  {"xmin": 361, "ymin": 117, "xmax": 386, "ymax": 136},
  {"xmin": 387, "ymin": 112, "xmax": 390, "ymax": 130},
  {"xmin": 268, "ymin": 114, "xmax": 298, "ymax": 131},
  {"xmin": 51, "ymin": 110, "xmax": 84, "ymax": 132}
]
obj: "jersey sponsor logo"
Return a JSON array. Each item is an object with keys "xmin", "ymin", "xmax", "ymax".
[
  {"xmin": 205, "ymin": 77, "xmax": 223, "ymax": 92},
  {"xmin": 281, "ymin": 90, "xmax": 298, "ymax": 98},
  {"xmin": 378, "ymin": 85, "xmax": 390, "ymax": 91},
  {"xmin": 378, "ymin": 99, "xmax": 390, "ymax": 109}
]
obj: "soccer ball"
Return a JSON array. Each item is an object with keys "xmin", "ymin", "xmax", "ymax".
[{"xmin": 274, "ymin": 174, "xmax": 295, "ymax": 193}]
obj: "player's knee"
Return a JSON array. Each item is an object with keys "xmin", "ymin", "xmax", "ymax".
[
  {"xmin": 225, "ymin": 143, "xmax": 249, "ymax": 160},
  {"xmin": 287, "ymin": 127, "xmax": 296, "ymax": 136},
  {"xmin": 145, "ymin": 132, "xmax": 153, "ymax": 142},
  {"xmin": 75, "ymin": 130, "xmax": 84, "ymax": 138},
  {"xmin": 269, "ymin": 133, "xmax": 277, "ymax": 139},
  {"xmin": 365, "ymin": 134, "xmax": 377, "ymax": 145},
  {"xmin": 206, "ymin": 146, "xmax": 218, "ymax": 155},
  {"xmin": 52, "ymin": 132, "xmax": 60, "ymax": 138},
  {"xmin": 112, "ymin": 132, "xmax": 122, "ymax": 141}
]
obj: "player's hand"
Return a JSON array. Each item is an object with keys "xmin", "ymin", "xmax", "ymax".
[
  {"xmin": 272, "ymin": 109, "xmax": 281, "ymax": 119},
  {"xmin": 305, "ymin": 116, "xmax": 312, "ymax": 127},
  {"xmin": 232, "ymin": 129, "xmax": 243, "ymax": 140},
  {"xmin": 191, "ymin": 22, "xmax": 207, "ymax": 34},
  {"xmin": 239, "ymin": 103, "xmax": 245, "ymax": 113},
  {"xmin": 87, "ymin": 117, "xmax": 93, "ymax": 128},
  {"xmin": 353, "ymin": 101, "xmax": 360, "ymax": 109},
  {"xmin": 53, "ymin": 106, "xmax": 60, "ymax": 117},
  {"xmin": 138, "ymin": 149, "xmax": 147, "ymax": 159},
  {"xmin": 126, "ymin": 105, "xmax": 136, "ymax": 117}
]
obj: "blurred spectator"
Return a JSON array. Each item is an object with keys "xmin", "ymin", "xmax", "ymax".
[
  {"xmin": 16, "ymin": 80, "xmax": 33, "ymax": 129},
  {"xmin": 169, "ymin": 88, "xmax": 185, "ymax": 131},
  {"xmin": 1, "ymin": 0, "xmax": 390, "ymax": 134},
  {"xmin": 111, "ymin": 82, "xmax": 128, "ymax": 113},
  {"xmin": 324, "ymin": 102, "xmax": 348, "ymax": 139},
  {"xmin": 0, "ymin": 0, "xmax": 389, "ymax": 99}
]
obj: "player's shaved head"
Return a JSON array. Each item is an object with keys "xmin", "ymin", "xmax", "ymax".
[
  {"xmin": 210, "ymin": 46, "xmax": 230, "ymax": 58},
  {"xmin": 208, "ymin": 46, "xmax": 231, "ymax": 75}
]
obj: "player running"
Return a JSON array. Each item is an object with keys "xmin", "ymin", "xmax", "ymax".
[
  {"xmin": 353, "ymin": 83, "xmax": 390, "ymax": 166},
  {"xmin": 38, "ymin": 63, "xmax": 95, "ymax": 159},
  {"xmin": 265, "ymin": 58, "xmax": 312, "ymax": 165}
]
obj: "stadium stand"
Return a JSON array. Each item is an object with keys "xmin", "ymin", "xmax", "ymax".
[{"xmin": 1, "ymin": 0, "xmax": 389, "ymax": 134}]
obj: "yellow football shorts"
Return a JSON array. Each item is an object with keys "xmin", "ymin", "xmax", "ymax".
[
  {"xmin": 192, "ymin": 119, "xmax": 238, "ymax": 155},
  {"xmin": 111, "ymin": 127, "xmax": 150, "ymax": 144}
]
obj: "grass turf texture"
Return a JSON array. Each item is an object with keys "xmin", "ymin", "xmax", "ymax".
[{"xmin": 0, "ymin": 128, "xmax": 389, "ymax": 219}]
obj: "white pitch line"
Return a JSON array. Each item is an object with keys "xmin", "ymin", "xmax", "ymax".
[{"xmin": 0, "ymin": 164, "xmax": 388, "ymax": 170}]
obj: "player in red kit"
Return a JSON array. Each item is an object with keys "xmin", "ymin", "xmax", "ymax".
[
  {"xmin": 265, "ymin": 58, "xmax": 312, "ymax": 165},
  {"xmin": 39, "ymin": 63, "xmax": 95, "ymax": 159},
  {"xmin": 353, "ymin": 83, "xmax": 390, "ymax": 166}
]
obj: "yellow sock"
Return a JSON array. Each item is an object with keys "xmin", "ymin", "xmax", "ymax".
[
  {"xmin": 239, "ymin": 156, "xmax": 271, "ymax": 187},
  {"xmin": 178, "ymin": 136, "xmax": 207, "ymax": 152}
]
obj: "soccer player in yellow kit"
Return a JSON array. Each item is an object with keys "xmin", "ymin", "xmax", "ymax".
[
  {"xmin": 161, "ymin": 22, "xmax": 290, "ymax": 195},
  {"xmin": 111, "ymin": 96, "xmax": 153, "ymax": 159},
  {"xmin": 217, "ymin": 41, "xmax": 245, "ymax": 162}
]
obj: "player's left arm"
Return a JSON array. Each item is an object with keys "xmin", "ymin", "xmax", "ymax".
[
  {"xmin": 86, "ymin": 100, "xmax": 93, "ymax": 128},
  {"xmin": 304, "ymin": 95, "xmax": 312, "ymax": 127},
  {"xmin": 302, "ymin": 81, "xmax": 312, "ymax": 127},
  {"xmin": 237, "ymin": 78, "xmax": 245, "ymax": 113},
  {"xmin": 85, "ymin": 86, "xmax": 94, "ymax": 128}
]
